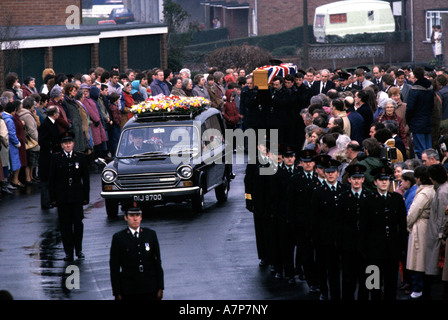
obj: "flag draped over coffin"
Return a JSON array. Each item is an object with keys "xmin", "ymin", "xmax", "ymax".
[{"xmin": 255, "ymin": 63, "xmax": 298, "ymax": 83}]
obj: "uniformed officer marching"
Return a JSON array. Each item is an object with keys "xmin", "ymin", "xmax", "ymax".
[
  {"xmin": 359, "ymin": 166, "xmax": 407, "ymax": 300},
  {"xmin": 270, "ymin": 145, "xmax": 301, "ymax": 283},
  {"xmin": 109, "ymin": 207, "xmax": 164, "ymax": 300},
  {"xmin": 287, "ymin": 149, "xmax": 321, "ymax": 293},
  {"xmin": 337, "ymin": 164, "xmax": 371, "ymax": 300},
  {"xmin": 310, "ymin": 158, "xmax": 349, "ymax": 300},
  {"xmin": 49, "ymin": 132, "xmax": 90, "ymax": 261}
]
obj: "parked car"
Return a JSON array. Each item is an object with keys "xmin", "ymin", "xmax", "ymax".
[
  {"xmin": 99, "ymin": 107, "xmax": 233, "ymax": 217},
  {"xmin": 109, "ymin": 7, "xmax": 135, "ymax": 24}
]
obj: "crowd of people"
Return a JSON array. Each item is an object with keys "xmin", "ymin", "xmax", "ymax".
[
  {"xmin": 1, "ymin": 60, "xmax": 448, "ymax": 300},
  {"xmin": 0, "ymin": 65, "xmax": 246, "ymax": 202},
  {"xmin": 242, "ymin": 63, "xmax": 448, "ymax": 300}
]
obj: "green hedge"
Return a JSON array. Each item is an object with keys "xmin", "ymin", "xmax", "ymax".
[
  {"xmin": 190, "ymin": 28, "xmax": 229, "ymax": 45},
  {"xmin": 325, "ymin": 30, "xmax": 412, "ymax": 43},
  {"xmin": 185, "ymin": 25, "xmax": 314, "ymax": 56}
]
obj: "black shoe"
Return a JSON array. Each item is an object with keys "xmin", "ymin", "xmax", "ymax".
[
  {"xmin": 309, "ymin": 285, "xmax": 320, "ymax": 293},
  {"xmin": 77, "ymin": 252, "xmax": 85, "ymax": 260},
  {"xmin": 64, "ymin": 254, "xmax": 74, "ymax": 261}
]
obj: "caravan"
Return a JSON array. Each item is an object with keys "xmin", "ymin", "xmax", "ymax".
[{"xmin": 313, "ymin": 0, "xmax": 396, "ymax": 43}]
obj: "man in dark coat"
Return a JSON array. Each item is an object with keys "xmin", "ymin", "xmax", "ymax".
[
  {"xmin": 49, "ymin": 131, "xmax": 90, "ymax": 261},
  {"xmin": 311, "ymin": 69, "xmax": 336, "ymax": 96},
  {"xmin": 240, "ymin": 75, "xmax": 263, "ymax": 131},
  {"xmin": 405, "ymin": 66, "xmax": 434, "ymax": 159},
  {"xmin": 38, "ymin": 105, "xmax": 62, "ymax": 209},
  {"xmin": 359, "ymin": 166, "xmax": 407, "ymax": 300},
  {"xmin": 337, "ymin": 164, "xmax": 371, "ymax": 300},
  {"xmin": 345, "ymin": 96, "xmax": 366, "ymax": 145},
  {"xmin": 110, "ymin": 207, "xmax": 164, "ymax": 300},
  {"xmin": 311, "ymin": 158, "xmax": 349, "ymax": 300},
  {"xmin": 244, "ymin": 140, "xmax": 274, "ymax": 267},
  {"xmin": 266, "ymin": 76, "xmax": 286, "ymax": 141},
  {"xmin": 354, "ymin": 89, "xmax": 374, "ymax": 139}
]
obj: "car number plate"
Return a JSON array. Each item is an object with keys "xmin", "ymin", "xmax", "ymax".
[{"xmin": 133, "ymin": 194, "xmax": 163, "ymax": 202}]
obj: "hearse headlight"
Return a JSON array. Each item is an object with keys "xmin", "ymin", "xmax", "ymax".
[
  {"xmin": 102, "ymin": 169, "xmax": 117, "ymax": 183},
  {"xmin": 177, "ymin": 165, "xmax": 193, "ymax": 179}
]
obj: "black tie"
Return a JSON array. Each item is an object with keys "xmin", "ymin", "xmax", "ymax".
[
  {"xmin": 134, "ymin": 232, "xmax": 138, "ymax": 238},
  {"xmin": 288, "ymin": 168, "xmax": 292, "ymax": 174},
  {"xmin": 354, "ymin": 193, "xmax": 359, "ymax": 199},
  {"xmin": 331, "ymin": 186, "xmax": 336, "ymax": 192},
  {"xmin": 307, "ymin": 173, "xmax": 311, "ymax": 180}
]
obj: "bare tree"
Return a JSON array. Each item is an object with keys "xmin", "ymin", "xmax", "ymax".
[{"xmin": 0, "ymin": 13, "xmax": 21, "ymax": 91}]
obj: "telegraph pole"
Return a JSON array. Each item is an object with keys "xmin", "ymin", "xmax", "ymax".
[{"xmin": 302, "ymin": 0, "xmax": 309, "ymax": 68}]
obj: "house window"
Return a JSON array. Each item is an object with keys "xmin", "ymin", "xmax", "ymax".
[
  {"xmin": 329, "ymin": 13, "xmax": 347, "ymax": 24},
  {"xmin": 425, "ymin": 11, "xmax": 447, "ymax": 41}
]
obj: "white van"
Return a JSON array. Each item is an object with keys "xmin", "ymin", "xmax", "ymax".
[{"xmin": 313, "ymin": 0, "xmax": 396, "ymax": 43}]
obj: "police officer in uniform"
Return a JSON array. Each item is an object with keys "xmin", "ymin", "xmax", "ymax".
[
  {"xmin": 287, "ymin": 149, "xmax": 321, "ymax": 293},
  {"xmin": 49, "ymin": 132, "xmax": 90, "ymax": 261},
  {"xmin": 110, "ymin": 207, "xmax": 164, "ymax": 300},
  {"xmin": 270, "ymin": 145, "xmax": 300, "ymax": 283},
  {"xmin": 359, "ymin": 166, "xmax": 407, "ymax": 300},
  {"xmin": 337, "ymin": 164, "xmax": 371, "ymax": 300},
  {"xmin": 312, "ymin": 154, "xmax": 332, "ymax": 186},
  {"xmin": 311, "ymin": 158, "xmax": 349, "ymax": 300}
]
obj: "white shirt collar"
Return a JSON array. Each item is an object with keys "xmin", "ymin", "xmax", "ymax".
[{"xmin": 129, "ymin": 227, "xmax": 140, "ymax": 236}]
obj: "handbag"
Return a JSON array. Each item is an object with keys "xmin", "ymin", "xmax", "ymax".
[{"xmin": 25, "ymin": 134, "xmax": 38, "ymax": 150}]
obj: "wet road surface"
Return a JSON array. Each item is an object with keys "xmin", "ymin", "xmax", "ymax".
[
  {"xmin": 0, "ymin": 163, "xmax": 315, "ymax": 301},
  {"xmin": 0, "ymin": 162, "xmax": 445, "ymax": 302}
]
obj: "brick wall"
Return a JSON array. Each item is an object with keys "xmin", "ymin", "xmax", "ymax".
[
  {"xmin": 409, "ymin": 0, "xmax": 441, "ymax": 63},
  {"xmin": 0, "ymin": 0, "xmax": 81, "ymax": 26},
  {"xmin": 256, "ymin": 0, "xmax": 332, "ymax": 36}
]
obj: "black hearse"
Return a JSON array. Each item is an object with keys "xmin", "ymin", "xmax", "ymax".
[{"xmin": 99, "ymin": 107, "xmax": 233, "ymax": 217}]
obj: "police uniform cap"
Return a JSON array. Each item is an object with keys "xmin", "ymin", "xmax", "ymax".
[
  {"xmin": 346, "ymin": 68, "xmax": 356, "ymax": 74},
  {"xmin": 345, "ymin": 164, "xmax": 367, "ymax": 178},
  {"xmin": 60, "ymin": 131, "xmax": 75, "ymax": 143},
  {"xmin": 281, "ymin": 145, "xmax": 297, "ymax": 157},
  {"xmin": 371, "ymin": 166, "xmax": 393, "ymax": 180},
  {"xmin": 125, "ymin": 206, "xmax": 143, "ymax": 216},
  {"xmin": 298, "ymin": 149, "xmax": 317, "ymax": 162},
  {"xmin": 269, "ymin": 59, "xmax": 283, "ymax": 66},
  {"xmin": 357, "ymin": 66, "xmax": 371, "ymax": 72},
  {"xmin": 312, "ymin": 154, "xmax": 332, "ymax": 168},
  {"xmin": 338, "ymin": 71, "xmax": 350, "ymax": 81},
  {"xmin": 323, "ymin": 158, "xmax": 341, "ymax": 173}
]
